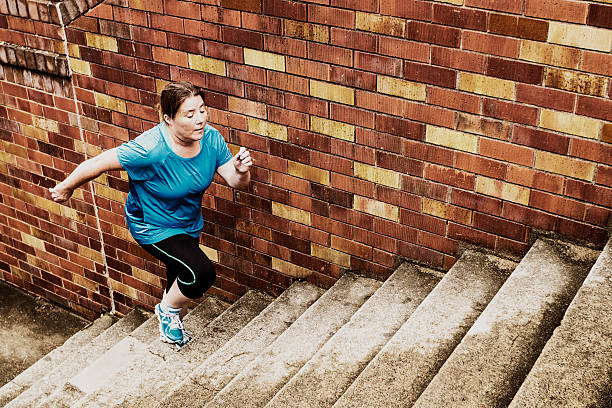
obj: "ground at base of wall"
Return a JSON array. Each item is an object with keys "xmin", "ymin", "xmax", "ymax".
[{"xmin": 0, "ymin": 280, "xmax": 90, "ymax": 387}]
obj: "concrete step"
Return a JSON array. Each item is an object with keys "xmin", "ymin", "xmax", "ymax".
[
  {"xmin": 334, "ymin": 250, "xmax": 516, "ymax": 408},
  {"xmin": 4, "ymin": 308, "xmax": 151, "ymax": 408},
  {"xmin": 509, "ymin": 237, "xmax": 612, "ymax": 408},
  {"xmin": 36, "ymin": 295, "xmax": 229, "ymax": 408},
  {"xmin": 413, "ymin": 238, "xmax": 599, "ymax": 408},
  {"xmin": 266, "ymin": 263, "xmax": 441, "ymax": 408},
  {"xmin": 71, "ymin": 290, "xmax": 272, "ymax": 408},
  {"xmin": 204, "ymin": 273, "xmax": 382, "ymax": 408},
  {"xmin": 156, "ymin": 281, "xmax": 326, "ymax": 408},
  {"xmin": 0, "ymin": 313, "xmax": 116, "ymax": 406}
]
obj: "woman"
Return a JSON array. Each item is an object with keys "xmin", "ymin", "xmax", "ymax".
[{"xmin": 50, "ymin": 81, "xmax": 252, "ymax": 347}]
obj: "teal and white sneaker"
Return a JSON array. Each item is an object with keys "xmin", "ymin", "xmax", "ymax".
[{"xmin": 154, "ymin": 303, "xmax": 192, "ymax": 348}]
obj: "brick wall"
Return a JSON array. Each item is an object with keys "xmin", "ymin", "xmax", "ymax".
[{"xmin": 1, "ymin": 0, "xmax": 611, "ymax": 318}]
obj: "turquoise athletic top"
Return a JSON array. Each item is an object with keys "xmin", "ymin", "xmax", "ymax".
[{"xmin": 116, "ymin": 122, "xmax": 232, "ymax": 245}]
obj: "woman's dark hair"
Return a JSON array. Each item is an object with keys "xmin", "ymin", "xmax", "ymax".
[{"xmin": 160, "ymin": 81, "xmax": 206, "ymax": 119}]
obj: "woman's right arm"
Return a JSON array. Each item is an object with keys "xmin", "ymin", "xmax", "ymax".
[{"xmin": 49, "ymin": 148, "xmax": 124, "ymax": 203}]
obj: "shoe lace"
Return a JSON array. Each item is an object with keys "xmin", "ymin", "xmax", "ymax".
[{"xmin": 168, "ymin": 313, "xmax": 192, "ymax": 339}]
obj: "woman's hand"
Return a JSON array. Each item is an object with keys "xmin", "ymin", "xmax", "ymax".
[
  {"xmin": 233, "ymin": 147, "xmax": 253, "ymax": 174},
  {"xmin": 49, "ymin": 183, "xmax": 74, "ymax": 203}
]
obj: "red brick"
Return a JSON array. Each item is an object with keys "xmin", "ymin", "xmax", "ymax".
[
  {"xmin": 201, "ymin": 5, "xmax": 241, "ymax": 26},
  {"xmin": 556, "ymin": 218, "xmax": 607, "ymax": 245},
  {"xmin": 354, "ymin": 228, "xmax": 397, "ymax": 253},
  {"xmin": 332, "ymin": 0, "xmax": 377, "ymax": 12},
  {"xmin": 264, "ymin": 0, "xmax": 307, "ymax": 21},
  {"xmin": 288, "ymin": 129, "xmax": 329, "ymax": 155},
  {"xmin": 330, "ymin": 104, "xmax": 375, "ymax": 128},
  {"xmin": 242, "ymin": 12, "xmax": 282, "ymax": 35},
  {"xmin": 507, "ymin": 165, "xmax": 564, "ymax": 194},
  {"xmin": 221, "ymin": 0, "xmax": 262, "ymax": 13},
  {"xmin": 404, "ymin": 60, "xmax": 456, "ymax": 88},
  {"xmin": 184, "ymin": 20, "xmax": 222, "ymax": 41},
  {"xmin": 267, "ymin": 71, "xmax": 308, "ymax": 95},
  {"xmin": 374, "ymin": 218, "xmax": 418, "ymax": 243},
  {"xmin": 166, "ymin": 33, "xmax": 203, "ymax": 55},
  {"xmin": 380, "ymin": 0, "xmax": 432, "ymax": 20},
  {"xmin": 308, "ymin": 42, "xmax": 352, "ymax": 66},
  {"xmin": 503, "ymin": 202, "xmax": 556, "ymax": 230},
  {"xmin": 377, "ymin": 151, "xmax": 423, "ymax": 177},
  {"xmin": 566, "ymin": 179, "xmax": 612, "ymax": 208},
  {"xmin": 570, "ymin": 138, "xmax": 612, "ymax": 166},
  {"xmin": 408, "ymin": 102, "xmax": 456, "ymax": 128},
  {"xmin": 486, "ymin": 57, "xmax": 544, "ymax": 85},
  {"xmin": 406, "ymin": 21, "xmax": 461, "ymax": 48},
  {"xmin": 402, "ymin": 175, "xmax": 448, "ymax": 201},
  {"xmin": 488, "ymin": 13, "xmax": 549, "ymax": 41},
  {"xmin": 451, "ymin": 188, "xmax": 503, "ymax": 216},
  {"xmin": 586, "ymin": 206, "xmax": 611, "ymax": 227},
  {"xmin": 428, "ymin": 87, "xmax": 481, "ymax": 115},
  {"xmin": 376, "ymin": 185, "xmax": 421, "ymax": 211},
  {"xmin": 432, "ymin": 47, "xmax": 486, "ymax": 73},
  {"xmin": 420, "ymin": 230, "xmax": 459, "ymax": 255},
  {"xmin": 466, "ymin": 0, "xmax": 522, "ymax": 13},
  {"xmin": 587, "ymin": 4, "xmax": 612, "ymax": 29},
  {"xmin": 512, "ymin": 125, "xmax": 569, "ymax": 155},
  {"xmin": 576, "ymin": 96, "xmax": 612, "ymax": 122},
  {"xmin": 356, "ymin": 128, "xmax": 402, "ymax": 155},
  {"xmin": 355, "ymin": 52, "xmax": 402, "ymax": 77},
  {"xmin": 496, "ymin": 236, "xmax": 531, "ymax": 255},
  {"xmin": 271, "ymin": 172, "xmax": 310, "ymax": 195},
  {"xmin": 581, "ymin": 51, "xmax": 612, "ymax": 77},
  {"xmin": 400, "ymin": 241, "xmax": 446, "ymax": 269},
  {"xmin": 330, "ymin": 66, "xmax": 376, "ymax": 91},
  {"xmin": 463, "ymin": 31, "xmax": 520, "ymax": 59},
  {"xmin": 331, "ymin": 172, "xmax": 375, "ymax": 198},
  {"xmin": 332, "ymin": 138, "xmax": 376, "ymax": 165},
  {"xmin": 165, "ymin": 0, "xmax": 200, "ymax": 18},
  {"xmin": 245, "ymin": 84, "xmax": 284, "ymax": 107},
  {"xmin": 309, "ymin": 4, "xmax": 354, "ymax": 28},
  {"xmin": 375, "ymin": 114, "xmax": 424, "ymax": 140},
  {"xmin": 425, "ymin": 164, "xmax": 476, "ymax": 190},
  {"xmin": 378, "ymin": 36, "xmax": 430, "ymax": 63},
  {"xmin": 268, "ymin": 106, "xmax": 308, "ymax": 130},
  {"xmin": 480, "ymin": 138, "xmax": 534, "ymax": 167},
  {"xmin": 356, "ymin": 91, "xmax": 406, "ymax": 117},
  {"xmin": 516, "ymin": 84, "xmax": 575, "ymax": 113},
  {"xmin": 525, "ymin": 0, "xmax": 588, "ymax": 24},
  {"xmin": 433, "ymin": 4, "xmax": 487, "ymax": 30},
  {"xmin": 134, "ymin": 59, "xmax": 170, "ymax": 80},
  {"xmin": 264, "ymin": 34, "xmax": 307, "ymax": 58},
  {"xmin": 331, "ymin": 204, "xmax": 374, "ymax": 230},
  {"xmin": 330, "ymin": 27, "xmax": 377, "ymax": 53},
  {"xmin": 286, "ymin": 57, "xmax": 330, "ymax": 82},
  {"xmin": 596, "ymin": 165, "xmax": 612, "ymax": 188},
  {"xmin": 483, "ymin": 99, "xmax": 539, "ymax": 126},
  {"xmin": 473, "ymin": 212, "xmax": 528, "ymax": 242},
  {"xmin": 404, "ymin": 140, "xmax": 454, "ymax": 167},
  {"xmin": 150, "ymin": 13, "xmax": 184, "ymax": 34},
  {"xmin": 531, "ymin": 190, "xmax": 586, "ymax": 220},
  {"xmin": 604, "ymin": 124, "xmax": 612, "ymax": 144},
  {"xmin": 223, "ymin": 26, "xmax": 262, "ymax": 50},
  {"xmin": 448, "ymin": 222, "xmax": 496, "ymax": 250},
  {"xmin": 455, "ymin": 152, "xmax": 508, "ymax": 179}
]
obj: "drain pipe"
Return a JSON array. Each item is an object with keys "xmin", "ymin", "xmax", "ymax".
[{"xmin": 55, "ymin": 3, "xmax": 117, "ymax": 315}]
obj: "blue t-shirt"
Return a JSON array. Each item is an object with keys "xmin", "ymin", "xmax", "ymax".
[{"xmin": 116, "ymin": 122, "xmax": 233, "ymax": 245}]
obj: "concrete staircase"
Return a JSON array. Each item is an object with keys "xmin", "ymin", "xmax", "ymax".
[{"xmin": 1, "ymin": 236, "xmax": 610, "ymax": 408}]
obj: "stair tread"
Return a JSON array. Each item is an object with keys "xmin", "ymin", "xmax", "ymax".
[
  {"xmin": 4, "ymin": 308, "xmax": 151, "ymax": 408},
  {"xmin": 510, "ymin": 237, "xmax": 612, "ymax": 408},
  {"xmin": 334, "ymin": 250, "xmax": 516, "ymax": 408},
  {"xmin": 266, "ymin": 263, "xmax": 441, "ymax": 408},
  {"xmin": 205, "ymin": 273, "xmax": 382, "ymax": 408},
  {"xmin": 72, "ymin": 290, "xmax": 271, "ymax": 408},
  {"xmin": 37, "ymin": 295, "xmax": 229, "ymax": 408},
  {"xmin": 0, "ymin": 313, "xmax": 115, "ymax": 406},
  {"xmin": 413, "ymin": 238, "xmax": 599, "ymax": 408},
  {"xmin": 156, "ymin": 281, "xmax": 326, "ymax": 408}
]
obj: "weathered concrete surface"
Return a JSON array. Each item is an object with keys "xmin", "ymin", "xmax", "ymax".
[
  {"xmin": 4, "ymin": 308, "xmax": 150, "ymax": 408},
  {"xmin": 413, "ymin": 239, "xmax": 599, "ymax": 408},
  {"xmin": 0, "ymin": 280, "xmax": 94, "ymax": 404},
  {"xmin": 509, "ymin": 237, "xmax": 612, "ymax": 408},
  {"xmin": 267, "ymin": 263, "xmax": 441, "ymax": 408},
  {"xmin": 205, "ymin": 273, "xmax": 382, "ymax": 408},
  {"xmin": 157, "ymin": 281, "xmax": 325, "ymax": 408},
  {"xmin": 74, "ymin": 291, "xmax": 270, "ymax": 408},
  {"xmin": 39, "ymin": 295, "xmax": 229, "ymax": 408},
  {"xmin": 334, "ymin": 251, "xmax": 516, "ymax": 408}
]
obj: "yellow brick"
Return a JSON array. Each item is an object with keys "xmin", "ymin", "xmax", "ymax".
[
  {"xmin": 244, "ymin": 48, "xmax": 285, "ymax": 72},
  {"xmin": 475, "ymin": 176, "xmax": 530, "ymax": 205},
  {"xmin": 199, "ymin": 245, "xmax": 219, "ymax": 263},
  {"xmin": 20, "ymin": 232, "xmax": 46, "ymax": 251},
  {"xmin": 288, "ymin": 161, "xmax": 330, "ymax": 185},
  {"xmin": 459, "ymin": 73, "xmax": 515, "ymax": 100},
  {"xmin": 285, "ymin": 20, "xmax": 329, "ymax": 43},
  {"xmin": 356, "ymin": 12, "xmax": 405, "ymax": 37},
  {"xmin": 519, "ymin": 40, "xmax": 580, "ymax": 70},
  {"xmin": 426, "ymin": 125, "xmax": 478, "ymax": 153},
  {"xmin": 535, "ymin": 151, "xmax": 596, "ymax": 181},
  {"xmin": 132, "ymin": 266, "xmax": 162, "ymax": 287},
  {"xmin": 377, "ymin": 76, "xmax": 427, "ymax": 101},
  {"xmin": 236, "ymin": 220, "xmax": 272, "ymax": 240},
  {"xmin": 272, "ymin": 202, "xmax": 311, "ymax": 226},
  {"xmin": 310, "ymin": 80, "xmax": 354, "ymax": 105},
  {"xmin": 188, "ymin": 54, "xmax": 226, "ymax": 76},
  {"xmin": 85, "ymin": 33, "xmax": 118, "ymax": 52},
  {"xmin": 0, "ymin": 151, "xmax": 16, "ymax": 165},
  {"xmin": 311, "ymin": 243, "xmax": 350, "ymax": 268},
  {"xmin": 10, "ymin": 266, "xmax": 31, "ymax": 283},
  {"xmin": 33, "ymin": 117, "xmax": 60, "ymax": 133},
  {"xmin": 110, "ymin": 279, "xmax": 138, "ymax": 299},
  {"xmin": 94, "ymin": 93, "xmax": 127, "ymax": 113},
  {"xmin": 545, "ymin": 68, "xmax": 608, "ymax": 98},
  {"xmin": 60, "ymin": 206, "xmax": 86, "ymax": 223},
  {"xmin": 22, "ymin": 125, "xmax": 49, "ymax": 142},
  {"xmin": 27, "ymin": 254, "xmax": 51, "ymax": 272},
  {"xmin": 423, "ymin": 198, "xmax": 472, "ymax": 225},
  {"xmin": 354, "ymin": 162, "xmax": 401, "ymax": 189},
  {"xmin": 73, "ymin": 274, "xmax": 99, "ymax": 292},
  {"xmin": 247, "ymin": 118, "xmax": 288, "ymax": 141},
  {"xmin": 85, "ymin": 142, "xmax": 103, "ymax": 158},
  {"xmin": 310, "ymin": 116, "xmax": 355, "ymax": 141},
  {"xmin": 272, "ymin": 257, "xmax": 312, "ymax": 278},
  {"xmin": 78, "ymin": 244, "xmax": 105, "ymax": 264},
  {"xmin": 93, "ymin": 183, "xmax": 125, "ymax": 202},
  {"xmin": 539, "ymin": 109, "xmax": 600, "ymax": 139},
  {"xmin": 156, "ymin": 79, "xmax": 171, "ymax": 93},
  {"xmin": 112, "ymin": 225, "xmax": 136, "ymax": 243},
  {"xmin": 69, "ymin": 58, "xmax": 91, "ymax": 75},
  {"xmin": 4, "ymin": 142, "xmax": 27, "ymax": 159},
  {"xmin": 548, "ymin": 22, "xmax": 612, "ymax": 52},
  {"xmin": 354, "ymin": 195, "xmax": 399, "ymax": 222},
  {"xmin": 228, "ymin": 97, "xmax": 267, "ymax": 119}
]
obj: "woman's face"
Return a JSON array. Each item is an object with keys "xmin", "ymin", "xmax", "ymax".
[{"xmin": 165, "ymin": 94, "xmax": 208, "ymax": 144}]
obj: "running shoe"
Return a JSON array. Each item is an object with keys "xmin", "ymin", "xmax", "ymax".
[{"xmin": 154, "ymin": 303, "xmax": 192, "ymax": 346}]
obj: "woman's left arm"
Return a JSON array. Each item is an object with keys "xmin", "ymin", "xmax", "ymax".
[{"xmin": 217, "ymin": 147, "xmax": 252, "ymax": 189}]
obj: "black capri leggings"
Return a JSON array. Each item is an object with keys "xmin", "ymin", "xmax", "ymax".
[{"xmin": 141, "ymin": 234, "xmax": 216, "ymax": 299}]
